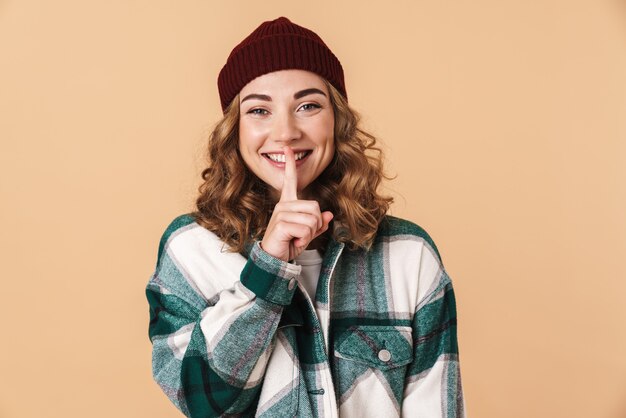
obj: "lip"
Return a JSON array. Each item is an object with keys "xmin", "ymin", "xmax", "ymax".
[
  {"xmin": 262, "ymin": 149, "xmax": 312, "ymax": 154},
  {"xmin": 262, "ymin": 150, "xmax": 312, "ymax": 168}
]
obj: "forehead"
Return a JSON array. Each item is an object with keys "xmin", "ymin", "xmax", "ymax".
[{"xmin": 239, "ymin": 69, "xmax": 327, "ymax": 97}]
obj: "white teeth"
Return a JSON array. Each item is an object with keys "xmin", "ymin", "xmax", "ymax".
[
  {"xmin": 267, "ymin": 154, "xmax": 286, "ymax": 163},
  {"xmin": 266, "ymin": 152, "xmax": 308, "ymax": 162}
]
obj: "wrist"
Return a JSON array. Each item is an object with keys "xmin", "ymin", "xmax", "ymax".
[{"xmin": 259, "ymin": 240, "xmax": 288, "ymax": 263}]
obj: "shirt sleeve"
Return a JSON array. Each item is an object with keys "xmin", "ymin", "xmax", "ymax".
[
  {"xmin": 401, "ymin": 242, "xmax": 466, "ymax": 417},
  {"xmin": 146, "ymin": 232, "xmax": 301, "ymax": 417}
]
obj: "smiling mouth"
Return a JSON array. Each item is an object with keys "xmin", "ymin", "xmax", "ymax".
[{"xmin": 262, "ymin": 150, "xmax": 312, "ymax": 163}]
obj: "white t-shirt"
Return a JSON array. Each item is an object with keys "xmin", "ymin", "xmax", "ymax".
[{"xmin": 294, "ymin": 249, "xmax": 323, "ymax": 303}]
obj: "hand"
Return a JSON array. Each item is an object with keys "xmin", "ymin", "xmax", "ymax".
[{"xmin": 260, "ymin": 146, "xmax": 334, "ymax": 262}]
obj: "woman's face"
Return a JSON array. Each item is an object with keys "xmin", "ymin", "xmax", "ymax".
[{"xmin": 238, "ymin": 69, "xmax": 335, "ymax": 201}]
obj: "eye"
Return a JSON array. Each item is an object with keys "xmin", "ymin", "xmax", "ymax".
[
  {"xmin": 298, "ymin": 103, "xmax": 321, "ymax": 112},
  {"xmin": 247, "ymin": 108, "xmax": 269, "ymax": 116}
]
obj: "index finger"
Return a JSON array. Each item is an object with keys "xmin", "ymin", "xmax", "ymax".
[{"xmin": 280, "ymin": 145, "xmax": 298, "ymax": 202}]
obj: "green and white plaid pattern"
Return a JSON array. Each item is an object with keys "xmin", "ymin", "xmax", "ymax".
[{"xmin": 146, "ymin": 214, "xmax": 465, "ymax": 417}]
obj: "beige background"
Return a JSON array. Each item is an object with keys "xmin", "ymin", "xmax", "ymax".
[{"xmin": 1, "ymin": 1, "xmax": 625, "ymax": 417}]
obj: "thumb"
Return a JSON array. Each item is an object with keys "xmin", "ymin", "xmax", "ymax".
[
  {"xmin": 321, "ymin": 211, "xmax": 334, "ymax": 227},
  {"xmin": 314, "ymin": 211, "xmax": 334, "ymax": 237}
]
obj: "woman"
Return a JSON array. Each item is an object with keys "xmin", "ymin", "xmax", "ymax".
[{"xmin": 146, "ymin": 17, "xmax": 465, "ymax": 418}]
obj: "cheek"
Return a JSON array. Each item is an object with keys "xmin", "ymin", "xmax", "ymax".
[
  {"xmin": 323, "ymin": 114, "xmax": 335, "ymax": 145},
  {"xmin": 238, "ymin": 135, "xmax": 255, "ymax": 156},
  {"xmin": 237, "ymin": 135, "xmax": 257, "ymax": 170},
  {"xmin": 311, "ymin": 118, "xmax": 335, "ymax": 145},
  {"xmin": 239, "ymin": 123, "xmax": 265, "ymax": 152}
]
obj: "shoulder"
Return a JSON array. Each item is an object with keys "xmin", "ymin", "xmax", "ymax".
[
  {"xmin": 376, "ymin": 215, "xmax": 444, "ymax": 266},
  {"xmin": 151, "ymin": 213, "xmax": 248, "ymax": 298},
  {"xmin": 155, "ymin": 213, "xmax": 200, "ymax": 263},
  {"xmin": 374, "ymin": 216, "xmax": 453, "ymax": 307},
  {"xmin": 154, "ymin": 213, "xmax": 242, "ymax": 267},
  {"xmin": 149, "ymin": 214, "xmax": 249, "ymax": 307}
]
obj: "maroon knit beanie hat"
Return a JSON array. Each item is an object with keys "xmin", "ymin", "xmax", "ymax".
[{"xmin": 217, "ymin": 16, "xmax": 347, "ymax": 112}]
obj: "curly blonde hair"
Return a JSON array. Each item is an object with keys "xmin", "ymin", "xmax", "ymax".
[{"xmin": 192, "ymin": 79, "xmax": 394, "ymax": 254}]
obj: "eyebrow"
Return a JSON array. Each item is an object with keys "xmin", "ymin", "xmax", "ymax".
[
  {"xmin": 240, "ymin": 88, "xmax": 327, "ymax": 104},
  {"xmin": 294, "ymin": 88, "xmax": 327, "ymax": 100}
]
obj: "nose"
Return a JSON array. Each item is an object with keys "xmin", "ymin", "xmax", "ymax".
[{"xmin": 270, "ymin": 111, "xmax": 302, "ymax": 144}]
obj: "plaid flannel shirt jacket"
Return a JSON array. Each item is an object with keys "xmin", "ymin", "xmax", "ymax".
[{"xmin": 146, "ymin": 214, "xmax": 465, "ymax": 417}]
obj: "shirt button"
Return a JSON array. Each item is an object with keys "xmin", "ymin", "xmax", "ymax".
[
  {"xmin": 288, "ymin": 278, "xmax": 297, "ymax": 290},
  {"xmin": 378, "ymin": 349, "xmax": 392, "ymax": 362}
]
